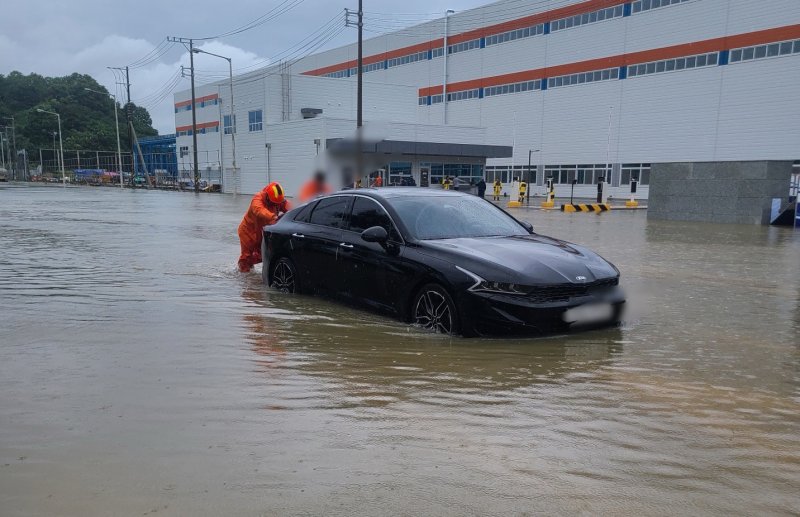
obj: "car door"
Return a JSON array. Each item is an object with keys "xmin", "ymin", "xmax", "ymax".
[
  {"xmin": 338, "ymin": 196, "xmax": 407, "ymax": 312},
  {"xmin": 301, "ymin": 195, "xmax": 352, "ymax": 293},
  {"xmin": 281, "ymin": 200, "xmax": 317, "ymax": 281}
]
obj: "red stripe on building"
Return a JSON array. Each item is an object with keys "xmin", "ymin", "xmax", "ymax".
[
  {"xmin": 175, "ymin": 93, "xmax": 219, "ymax": 108},
  {"xmin": 449, "ymin": 0, "xmax": 624, "ymax": 45},
  {"xmin": 419, "ymin": 24, "xmax": 800, "ymax": 96},
  {"xmin": 176, "ymin": 120, "xmax": 219, "ymax": 132},
  {"xmin": 302, "ymin": 0, "xmax": 626, "ymax": 76}
]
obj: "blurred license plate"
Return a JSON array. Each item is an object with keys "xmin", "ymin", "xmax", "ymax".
[{"xmin": 563, "ymin": 303, "xmax": 613, "ymax": 323}]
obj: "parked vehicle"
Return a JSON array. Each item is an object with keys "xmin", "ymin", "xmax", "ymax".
[{"xmin": 262, "ymin": 188, "xmax": 624, "ymax": 336}]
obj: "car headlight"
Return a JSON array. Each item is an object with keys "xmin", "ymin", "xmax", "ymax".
[{"xmin": 455, "ymin": 266, "xmax": 526, "ymax": 295}]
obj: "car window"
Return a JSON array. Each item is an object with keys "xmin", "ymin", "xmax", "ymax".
[
  {"xmin": 392, "ymin": 196, "xmax": 529, "ymax": 240},
  {"xmin": 348, "ymin": 197, "xmax": 400, "ymax": 240},
  {"xmin": 309, "ymin": 196, "xmax": 349, "ymax": 229},
  {"xmin": 292, "ymin": 201, "xmax": 316, "ymax": 223}
]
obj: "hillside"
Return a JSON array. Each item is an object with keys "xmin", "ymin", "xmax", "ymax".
[{"xmin": 0, "ymin": 71, "xmax": 157, "ymax": 153}]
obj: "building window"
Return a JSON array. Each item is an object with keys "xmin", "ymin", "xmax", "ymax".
[
  {"xmin": 324, "ymin": 69, "xmax": 348, "ymax": 78},
  {"xmin": 545, "ymin": 164, "xmax": 611, "ymax": 185},
  {"xmin": 486, "ymin": 165, "xmax": 535, "ymax": 184},
  {"xmin": 547, "ymin": 67, "xmax": 619, "ymax": 89},
  {"xmin": 179, "ymin": 146, "xmax": 189, "ymax": 157},
  {"xmin": 446, "ymin": 89, "xmax": 479, "ymax": 102},
  {"xmin": 621, "ymin": 164, "xmax": 651, "ymax": 185},
  {"xmin": 387, "ymin": 51, "xmax": 428, "ymax": 68},
  {"xmin": 632, "ymin": 0, "xmax": 691, "ymax": 15},
  {"xmin": 248, "ymin": 110, "xmax": 263, "ymax": 132},
  {"xmin": 627, "ymin": 52, "xmax": 718, "ymax": 77},
  {"xmin": 387, "ymin": 162, "xmax": 412, "ymax": 185},
  {"xmin": 448, "ymin": 39, "xmax": 480, "ymax": 55},
  {"xmin": 418, "ymin": 96, "xmax": 428, "ymax": 106},
  {"xmin": 431, "ymin": 47, "xmax": 444, "ymax": 58},
  {"xmin": 729, "ymin": 39, "xmax": 800, "ymax": 64},
  {"xmin": 429, "ymin": 163, "xmax": 484, "ymax": 185},
  {"xmin": 484, "ymin": 80, "xmax": 542, "ymax": 97},
  {"xmin": 223, "ymin": 114, "xmax": 236, "ymax": 134},
  {"xmin": 198, "ymin": 98, "xmax": 217, "ymax": 108},
  {"xmin": 551, "ymin": 4, "xmax": 623, "ymax": 32},
  {"xmin": 362, "ymin": 61, "xmax": 384, "ymax": 73},
  {"xmin": 485, "ymin": 23, "xmax": 545, "ymax": 46},
  {"xmin": 430, "ymin": 94, "xmax": 444, "ymax": 104}
]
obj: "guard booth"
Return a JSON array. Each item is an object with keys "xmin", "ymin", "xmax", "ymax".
[{"xmin": 325, "ymin": 138, "xmax": 512, "ymax": 190}]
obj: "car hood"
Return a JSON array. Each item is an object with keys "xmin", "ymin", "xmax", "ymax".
[{"xmin": 419, "ymin": 234, "xmax": 618, "ymax": 284}]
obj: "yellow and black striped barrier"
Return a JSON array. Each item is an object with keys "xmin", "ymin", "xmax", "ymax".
[{"xmin": 561, "ymin": 203, "xmax": 612, "ymax": 213}]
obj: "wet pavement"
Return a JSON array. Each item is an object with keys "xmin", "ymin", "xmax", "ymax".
[{"xmin": 1, "ymin": 184, "xmax": 799, "ymax": 516}]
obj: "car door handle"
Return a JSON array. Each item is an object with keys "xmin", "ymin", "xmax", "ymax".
[
  {"xmin": 291, "ymin": 233, "xmax": 305, "ymax": 239},
  {"xmin": 339, "ymin": 243, "xmax": 354, "ymax": 249}
]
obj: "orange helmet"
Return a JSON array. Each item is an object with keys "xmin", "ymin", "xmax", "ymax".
[{"xmin": 264, "ymin": 182, "xmax": 285, "ymax": 204}]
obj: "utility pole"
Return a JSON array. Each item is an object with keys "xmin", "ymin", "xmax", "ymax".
[
  {"xmin": 443, "ymin": 9, "xmax": 455, "ymax": 125},
  {"xmin": 346, "ymin": 4, "xmax": 364, "ymax": 183},
  {"xmin": 169, "ymin": 37, "xmax": 200, "ymax": 192},
  {"xmin": 109, "ymin": 65, "xmax": 133, "ymax": 183}
]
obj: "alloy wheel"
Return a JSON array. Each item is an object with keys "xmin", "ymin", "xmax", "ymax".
[{"xmin": 414, "ymin": 289, "xmax": 454, "ymax": 334}]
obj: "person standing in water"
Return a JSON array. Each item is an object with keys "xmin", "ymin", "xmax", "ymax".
[{"xmin": 237, "ymin": 182, "xmax": 291, "ymax": 273}]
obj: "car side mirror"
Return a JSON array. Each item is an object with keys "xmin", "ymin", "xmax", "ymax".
[
  {"xmin": 361, "ymin": 226, "xmax": 388, "ymax": 244},
  {"xmin": 520, "ymin": 220, "xmax": 534, "ymax": 233}
]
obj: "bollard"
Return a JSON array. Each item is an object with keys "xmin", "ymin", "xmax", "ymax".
[
  {"xmin": 625, "ymin": 179, "xmax": 639, "ymax": 208},
  {"xmin": 541, "ymin": 178, "xmax": 555, "ymax": 208},
  {"xmin": 507, "ymin": 178, "xmax": 522, "ymax": 208}
]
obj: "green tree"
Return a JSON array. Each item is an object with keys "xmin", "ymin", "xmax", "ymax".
[{"xmin": 0, "ymin": 71, "xmax": 158, "ymax": 157}]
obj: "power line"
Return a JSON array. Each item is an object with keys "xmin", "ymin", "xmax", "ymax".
[{"xmin": 190, "ymin": 0, "xmax": 305, "ymax": 40}]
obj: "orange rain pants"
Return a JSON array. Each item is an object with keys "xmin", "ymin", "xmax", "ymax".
[{"xmin": 237, "ymin": 187, "xmax": 291, "ymax": 272}]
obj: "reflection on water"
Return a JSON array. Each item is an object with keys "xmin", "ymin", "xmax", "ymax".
[{"xmin": 1, "ymin": 184, "xmax": 799, "ymax": 516}]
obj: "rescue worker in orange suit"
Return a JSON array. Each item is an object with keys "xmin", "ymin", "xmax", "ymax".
[
  {"xmin": 237, "ymin": 182, "xmax": 291, "ymax": 273},
  {"xmin": 298, "ymin": 171, "xmax": 331, "ymax": 202},
  {"xmin": 371, "ymin": 173, "xmax": 383, "ymax": 187}
]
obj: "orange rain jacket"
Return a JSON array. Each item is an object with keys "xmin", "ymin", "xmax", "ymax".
[
  {"xmin": 298, "ymin": 179, "xmax": 332, "ymax": 202},
  {"xmin": 237, "ymin": 186, "xmax": 291, "ymax": 272}
]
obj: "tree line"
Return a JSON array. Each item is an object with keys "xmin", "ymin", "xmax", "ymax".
[{"xmin": 0, "ymin": 71, "xmax": 158, "ymax": 154}]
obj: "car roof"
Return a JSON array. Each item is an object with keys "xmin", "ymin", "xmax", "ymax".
[{"xmin": 334, "ymin": 187, "xmax": 473, "ymax": 200}]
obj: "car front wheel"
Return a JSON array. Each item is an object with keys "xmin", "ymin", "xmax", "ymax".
[
  {"xmin": 412, "ymin": 283, "xmax": 459, "ymax": 336},
  {"xmin": 270, "ymin": 257, "xmax": 299, "ymax": 294}
]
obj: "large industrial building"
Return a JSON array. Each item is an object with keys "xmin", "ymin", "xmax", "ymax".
[{"xmin": 174, "ymin": 0, "xmax": 800, "ymax": 199}]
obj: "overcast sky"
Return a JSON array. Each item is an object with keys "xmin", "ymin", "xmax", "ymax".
[{"xmin": 0, "ymin": 0, "xmax": 490, "ymax": 132}]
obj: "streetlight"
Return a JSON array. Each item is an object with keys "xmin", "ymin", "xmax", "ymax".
[
  {"xmin": 0, "ymin": 131, "xmax": 6, "ymax": 172},
  {"xmin": 37, "ymin": 108, "xmax": 66, "ymax": 185},
  {"xmin": 192, "ymin": 48, "xmax": 236, "ymax": 193},
  {"xmin": 527, "ymin": 149, "xmax": 540, "ymax": 203},
  {"xmin": 85, "ymin": 87, "xmax": 124, "ymax": 188},
  {"xmin": 3, "ymin": 116, "xmax": 16, "ymax": 180},
  {"xmin": 442, "ymin": 9, "xmax": 455, "ymax": 125}
]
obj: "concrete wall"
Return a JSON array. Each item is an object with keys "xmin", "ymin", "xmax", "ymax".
[{"xmin": 648, "ymin": 161, "xmax": 794, "ymax": 225}]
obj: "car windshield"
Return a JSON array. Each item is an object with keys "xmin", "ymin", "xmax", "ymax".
[{"xmin": 391, "ymin": 196, "xmax": 529, "ymax": 240}]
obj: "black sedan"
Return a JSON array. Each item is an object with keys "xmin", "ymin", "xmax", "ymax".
[{"xmin": 261, "ymin": 188, "xmax": 624, "ymax": 337}]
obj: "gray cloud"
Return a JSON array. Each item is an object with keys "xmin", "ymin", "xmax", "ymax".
[{"xmin": 1, "ymin": 0, "xmax": 489, "ymax": 133}]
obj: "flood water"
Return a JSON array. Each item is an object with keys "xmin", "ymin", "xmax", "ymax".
[{"xmin": 1, "ymin": 184, "xmax": 799, "ymax": 516}]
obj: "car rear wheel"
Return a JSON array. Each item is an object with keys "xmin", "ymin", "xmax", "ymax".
[
  {"xmin": 270, "ymin": 257, "xmax": 298, "ymax": 294},
  {"xmin": 412, "ymin": 284, "xmax": 459, "ymax": 336}
]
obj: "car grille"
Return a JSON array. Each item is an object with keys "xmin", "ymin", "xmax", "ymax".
[{"xmin": 525, "ymin": 277, "xmax": 619, "ymax": 303}]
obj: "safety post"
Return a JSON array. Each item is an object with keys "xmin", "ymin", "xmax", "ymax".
[
  {"xmin": 561, "ymin": 177, "xmax": 611, "ymax": 212},
  {"xmin": 507, "ymin": 178, "xmax": 523, "ymax": 208},
  {"xmin": 541, "ymin": 177, "xmax": 555, "ymax": 208},
  {"xmin": 626, "ymin": 179, "xmax": 639, "ymax": 208}
]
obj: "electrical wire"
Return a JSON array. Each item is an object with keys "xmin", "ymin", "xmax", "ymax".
[{"xmin": 190, "ymin": 0, "xmax": 304, "ymax": 41}]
